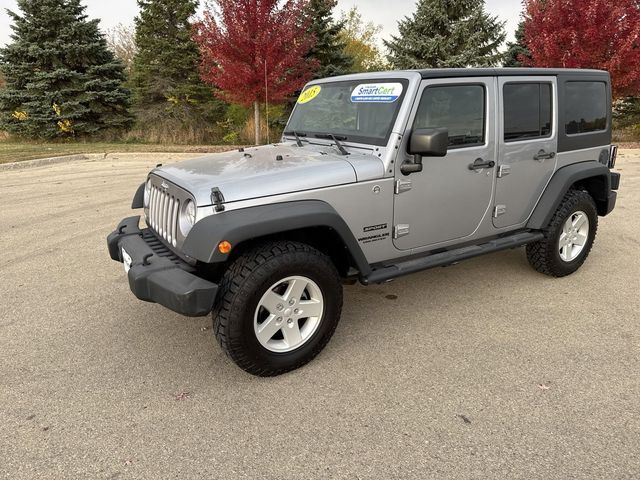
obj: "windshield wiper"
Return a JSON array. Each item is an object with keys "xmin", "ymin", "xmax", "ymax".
[
  {"xmin": 314, "ymin": 133, "xmax": 349, "ymax": 156},
  {"xmin": 283, "ymin": 130, "xmax": 307, "ymax": 147}
]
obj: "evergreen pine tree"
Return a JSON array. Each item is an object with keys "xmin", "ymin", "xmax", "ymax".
[
  {"xmin": 130, "ymin": 0, "xmax": 224, "ymax": 142},
  {"xmin": 614, "ymin": 97, "xmax": 640, "ymax": 129},
  {"xmin": 305, "ymin": 0, "xmax": 353, "ymax": 78},
  {"xmin": 504, "ymin": 21, "xmax": 531, "ymax": 67},
  {"xmin": 0, "ymin": 0, "xmax": 132, "ymax": 138},
  {"xmin": 384, "ymin": 0, "xmax": 506, "ymax": 69}
]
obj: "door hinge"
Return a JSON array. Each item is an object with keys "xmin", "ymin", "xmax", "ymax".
[
  {"xmin": 395, "ymin": 179, "xmax": 412, "ymax": 194},
  {"xmin": 497, "ymin": 164, "xmax": 511, "ymax": 178},
  {"xmin": 393, "ymin": 224, "xmax": 410, "ymax": 238},
  {"xmin": 493, "ymin": 205, "xmax": 507, "ymax": 218}
]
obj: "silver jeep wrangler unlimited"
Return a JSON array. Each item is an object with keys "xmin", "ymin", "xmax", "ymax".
[{"xmin": 108, "ymin": 68, "xmax": 620, "ymax": 376}]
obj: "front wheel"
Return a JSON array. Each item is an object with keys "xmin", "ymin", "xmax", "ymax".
[
  {"xmin": 526, "ymin": 189, "xmax": 598, "ymax": 277},
  {"xmin": 212, "ymin": 241, "xmax": 343, "ymax": 376}
]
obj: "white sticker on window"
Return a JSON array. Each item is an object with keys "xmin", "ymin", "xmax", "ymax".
[{"xmin": 351, "ymin": 83, "xmax": 404, "ymax": 103}]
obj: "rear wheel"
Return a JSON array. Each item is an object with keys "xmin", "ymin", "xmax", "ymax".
[
  {"xmin": 212, "ymin": 241, "xmax": 343, "ymax": 376},
  {"xmin": 526, "ymin": 189, "xmax": 598, "ymax": 277}
]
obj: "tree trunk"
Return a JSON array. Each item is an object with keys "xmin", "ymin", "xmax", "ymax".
[{"xmin": 254, "ymin": 101, "xmax": 260, "ymax": 145}]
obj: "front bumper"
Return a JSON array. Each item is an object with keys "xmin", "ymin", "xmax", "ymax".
[{"xmin": 107, "ymin": 216, "xmax": 218, "ymax": 317}]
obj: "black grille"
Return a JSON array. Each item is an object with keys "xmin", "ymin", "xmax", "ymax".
[{"xmin": 141, "ymin": 229, "xmax": 186, "ymax": 267}]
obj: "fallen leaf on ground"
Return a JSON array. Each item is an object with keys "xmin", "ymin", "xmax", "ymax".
[
  {"xmin": 457, "ymin": 414, "xmax": 472, "ymax": 424},
  {"xmin": 175, "ymin": 391, "xmax": 191, "ymax": 401}
]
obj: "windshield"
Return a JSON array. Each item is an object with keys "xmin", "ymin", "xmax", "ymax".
[{"xmin": 286, "ymin": 79, "xmax": 409, "ymax": 146}]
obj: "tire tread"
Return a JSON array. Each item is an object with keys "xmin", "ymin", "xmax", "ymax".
[
  {"xmin": 212, "ymin": 240, "xmax": 342, "ymax": 376},
  {"xmin": 526, "ymin": 189, "xmax": 597, "ymax": 277}
]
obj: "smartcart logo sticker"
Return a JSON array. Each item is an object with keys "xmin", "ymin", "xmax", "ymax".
[
  {"xmin": 297, "ymin": 85, "xmax": 322, "ymax": 104},
  {"xmin": 351, "ymin": 83, "xmax": 403, "ymax": 103}
]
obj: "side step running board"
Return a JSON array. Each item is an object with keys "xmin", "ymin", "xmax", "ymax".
[{"xmin": 363, "ymin": 231, "xmax": 544, "ymax": 285}]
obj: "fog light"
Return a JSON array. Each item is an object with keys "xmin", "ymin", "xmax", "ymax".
[{"xmin": 218, "ymin": 241, "xmax": 232, "ymax": 254}]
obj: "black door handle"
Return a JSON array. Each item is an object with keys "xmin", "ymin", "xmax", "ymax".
[
  {"xmin": 468, "ymin": 158, "xmax": 495, "ymax": 170},
  {"xmin": 534, "ymin": 150, "xmax": 556, "ymax": 161}
]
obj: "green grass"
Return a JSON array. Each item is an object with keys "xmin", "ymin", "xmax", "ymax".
[{"xmin": 0, "ymin": 141, "xmax": 240, "ymax": 164}]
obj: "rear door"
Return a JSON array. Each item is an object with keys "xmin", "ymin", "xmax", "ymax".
[{"xmin": 493, "ymin": 77, "xmax": 558, "ymax": 228}]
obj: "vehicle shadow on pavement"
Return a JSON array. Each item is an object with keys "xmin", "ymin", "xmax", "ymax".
[{"xmin": 107, "ymin": 248, "xmax": 534, "ymax": 381}]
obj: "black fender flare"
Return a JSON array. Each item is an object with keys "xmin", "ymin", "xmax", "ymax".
[
  {"xmin": 527, "ymin": 161, "xmax": 612, "ymax": 230},
  {"xmin": 131, "ymin": 182, "xmax": 145, "ymax": 209},
  {"xmin": 182, "ymin": 200, "xmax": 372, "ymax": 275}
]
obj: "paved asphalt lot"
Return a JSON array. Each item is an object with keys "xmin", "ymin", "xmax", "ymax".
[{"xmin": 1, "ymin": 151, "xmax": 639, "ymax": 479}]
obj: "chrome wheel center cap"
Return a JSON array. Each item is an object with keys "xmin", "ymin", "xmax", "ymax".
[{"xmin": 284, "ymin": 308, "xmax": 292, "ymax": 316}]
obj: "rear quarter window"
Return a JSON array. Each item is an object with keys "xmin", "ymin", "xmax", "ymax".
[{"xmin": 564, "ymin": 82, "xmax": 607, "ymax": 134}]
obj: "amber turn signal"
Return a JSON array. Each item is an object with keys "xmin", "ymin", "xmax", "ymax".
[{"xmin": 218, "ymin": 241, "xmax": 232, "ymax": 254}]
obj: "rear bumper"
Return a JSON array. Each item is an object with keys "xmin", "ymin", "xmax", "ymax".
[
  {"xmin": 610, "ymin": 171, "xmax": 620, "ymax": 191},
  {"xmin": 604, "ymin": 191, "xmax": 617, "ymax": 215},
  {"xmin": 107, "ymin": 216, "xmax": 218, "ymax": 317},
  {"xmin": 604, "ymin": 171, "xmax": 620, "ymax": 215}
]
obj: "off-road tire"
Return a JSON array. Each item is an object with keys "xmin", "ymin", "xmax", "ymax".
[
  {"xmin": 526, "ymin": 189, "xmax": 598, "ymax": 277},
  {"xmin": 212, "ymin": 241, "xmax": 343, "ymax": 376}
]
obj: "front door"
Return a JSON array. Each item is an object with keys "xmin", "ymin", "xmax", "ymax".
[
  {"xmin": 393, "ymin": 78, "xmax": 497, "ymax": 250},
  {"xmin": 493, "ymin": 77, "xmax": 558, "ymax": 228}
]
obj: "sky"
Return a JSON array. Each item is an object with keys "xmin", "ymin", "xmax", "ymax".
[{"xmin": 0, "ymin": 0, "xmax": 523, "ymax": 48}]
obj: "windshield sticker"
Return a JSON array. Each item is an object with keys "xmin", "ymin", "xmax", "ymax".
[
  {"xmin": 297, "ymin": 85, "xmax": 322, "ymax": 104},
  {"xmin": 351, "ymin": 83, "xmax": 403, "ymax": 103}
]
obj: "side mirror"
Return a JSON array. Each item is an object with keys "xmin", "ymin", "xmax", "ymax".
[
  {"xmin": 409, "ymin": 127, "xmax": 449, "ymax": 157},
  {"xmin": 402, "ymin": 128, "xmax": 449, "ymax": 175}
]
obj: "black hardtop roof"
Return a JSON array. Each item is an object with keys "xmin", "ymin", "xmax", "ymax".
[{"xmin": 413, "ymin": 68, "xmax": 609, "ymax": 79}]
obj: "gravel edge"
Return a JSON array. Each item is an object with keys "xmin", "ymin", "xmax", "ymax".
[{"xmin": 0, "ymin": 153, "xmax": 104, "ymax": 171}]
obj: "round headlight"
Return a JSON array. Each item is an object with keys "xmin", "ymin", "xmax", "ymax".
[
  {"xmin": 143, "ymin": 179, "xmax": 151, "ymax": 208},
  {"xmin": 180, "ymin": 199, "xmax": 196, "ymax": 235}
]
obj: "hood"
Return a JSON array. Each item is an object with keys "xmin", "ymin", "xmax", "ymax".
[{"xmin": 154, "ymin": 142, "xmax": 385, "ymax": 206}]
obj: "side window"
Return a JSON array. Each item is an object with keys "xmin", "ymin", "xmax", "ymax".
[
  {"xmin": 503, "ymin": 83, "xmax": 553, "ymax": 142},
  {"xmin": 414, "ymin": 84, "xmax": 485, "ymax": 148},
  {"xmin": 564, "ymin": 82, "xmax": 607, "ymax": 134}
]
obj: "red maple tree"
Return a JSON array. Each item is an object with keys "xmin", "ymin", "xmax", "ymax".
[
  {"xmin": 522, "ymin": 0, "xmax": 640, "ymax": 99},
  {"xmin": 193, "ymin": 0, "xmax": 318, "ymax": 144}
]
